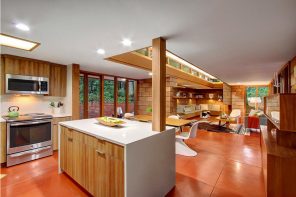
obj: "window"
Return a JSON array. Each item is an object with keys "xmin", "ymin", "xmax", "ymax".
[
  {"xmin": 88, "ymin": 76, "xmax": 100, "ymax": 118},
  {"xmin": 79, "ymin": 73, "xmax": 137, "ymax": 118},
  {"xmin": 128, "ymin": 80, "xmax": 136, "ymax": 113},
  {"xmin": 246, "ymin": 86, "xmax": 269, "ymax": 114},
  {"xmin": 117, "ymin": 78, "xmax": 126, "ymax": 115},
  {"xmin": 104, "ymin": 76, "xmax": 115, "ymax": 116},
  {"xmin": 79, "ymin": 75, "xmax": 84, "ymax": 119}
]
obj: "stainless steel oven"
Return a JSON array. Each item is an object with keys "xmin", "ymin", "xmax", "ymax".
[
  {"xmin": 6, "ymin": 74, "xmax": 49, "ymax": 94},
  {"xmin": 6, "ymin": 117, "xmax": 53, "ymax": 166}
]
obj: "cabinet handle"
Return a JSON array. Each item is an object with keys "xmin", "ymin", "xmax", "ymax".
[
  {"xmin": 68, "ymin": 138, "xmax": 73, "ymax": 142},
  {"xmin": 96, "ymin": 149, "xmax": 105, "ymax": 155}
]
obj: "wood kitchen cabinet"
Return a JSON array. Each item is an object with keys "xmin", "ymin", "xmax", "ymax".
[
  {"xmin": 52, "ymin": 116, "xmax": 71, "ymax": 150},
  {"xmin": 2, "ymin": 55, "xmax": 50, "ymax": 77},
  {"xmin": 49, "ymin": 63, "xmax": 67, "ymax": 97},
  {"xmin": 60, "ymin": 126, "xmax": 124, "ymax": 197},
  {"xmin": 1, "ymin": 55, "xmax": 67, "ymax": 96},
  {"xmin": 0, "ymin": 122, "xmax": 7, "ymax": 163}
]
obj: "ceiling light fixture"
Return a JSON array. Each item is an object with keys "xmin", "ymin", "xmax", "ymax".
[
  {"xmin": 15, "ymin": 23, "xmax": 30, "ymax": 31},
  {"xmin": 0, "ymin": 33, "xmax": 40, "ymax": 51},
  {"xmin": 97, "ymin": 48, "xmax": 105, "ymax": 55},
  {"xmin": 121, "ymin": 38, "xmax": 132, "ymax": 46}
]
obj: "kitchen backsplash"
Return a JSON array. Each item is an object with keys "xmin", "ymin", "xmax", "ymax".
[{"xmin": 0, "ymin": 95, "xmax": 69, "ymax": 116}]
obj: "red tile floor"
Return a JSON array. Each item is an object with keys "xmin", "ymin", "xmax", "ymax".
[{"xmin": 0, "ymin": 130, "xmax": 265, "ymax": 197}]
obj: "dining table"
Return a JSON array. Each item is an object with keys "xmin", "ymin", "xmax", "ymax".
[{"xmin": 133, "ymin": 114, "xmax": 193, "ymax": 127}]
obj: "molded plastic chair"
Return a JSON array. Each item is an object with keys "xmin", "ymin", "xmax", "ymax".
[
  {"xmin": 175, "ymin": 122, "xmax": 199, "ymax": 156},
  {"xmin": 229, "ymin": 109, "xmax": 241, "ymax": 124}
]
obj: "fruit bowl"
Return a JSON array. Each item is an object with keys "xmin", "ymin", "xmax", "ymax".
[{"xmin": 97, "ymin": 117, "xmax": 126, "ymax": 127}]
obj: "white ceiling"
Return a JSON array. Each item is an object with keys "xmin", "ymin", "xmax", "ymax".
[{"xmin": 1, "ymin": 0, "xmax": 296, "ymax": 84}]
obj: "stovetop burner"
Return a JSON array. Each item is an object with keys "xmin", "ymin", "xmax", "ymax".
[{"xmin": 2, "ymin": 113, "xmax": 53, "ymax": 122}]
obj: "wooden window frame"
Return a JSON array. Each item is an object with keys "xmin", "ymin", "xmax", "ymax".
[{"xmin": 79, "ymin": 70, "xmax": 137, "ymax": 118}]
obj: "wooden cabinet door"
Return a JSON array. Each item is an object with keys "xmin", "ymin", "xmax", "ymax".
[
  {"xmin": 49, "ymin": 63, "xmax": 67, "ymax": 97},
  {"xmin": 52, "ymin": 117, "xmax": 72, "ymax": 151},
  {"xmin": 52, "ymin": 124, "xmax": 58, "ymax": 150},
  {"xmin": 3, "ymin": 55, "xmax": 50, "ymax": 77},
  {"xmin": 60, "ymin": 126, "xmax": 74, "ymax": 177},
  {"xmin": 94, "ymin": 139, "xmax": 107, "ymax": 197},
  {"xmin": 105, "ymin": 142, "xmax": 124, "ymax": 197},
  {"xmin": 0, "ymin": 123, "xmax": 6, "ymax": 163},
  {"xmin": 71, "ymin": 130, "xmax": 85, "ymax": 186}
]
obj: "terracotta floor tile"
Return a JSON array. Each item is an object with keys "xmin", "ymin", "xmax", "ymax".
[
  {"xmin": 177, "ymin": 150, "xmax": 225, "ymax": 186},
  {"xmin": 0, "ymin": 130, "xmax": 265, "ymax": 197},
  {"xmin": 166, "ymin": 173, "xmax": 213, "ymax": 197},
  {"xmin": 211, "ymin": 187, "xmax": 244, "ymax": 197},
  {"xmin": 215, "ymin": 161, "xmax": 265, "ymax": 197}
]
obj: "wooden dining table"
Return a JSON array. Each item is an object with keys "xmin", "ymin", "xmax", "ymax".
[{"xmin": 133, "ymin": 114, "xmax": 193, "ymax": 127}]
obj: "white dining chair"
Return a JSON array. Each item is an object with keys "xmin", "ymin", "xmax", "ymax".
[
  {"xmin": 229, "ymin": 109, "xmax": 241, "ymax": 124},
  {"xmin": 175, "ymin": 121, "xmax": 198, "ymax": 156}
]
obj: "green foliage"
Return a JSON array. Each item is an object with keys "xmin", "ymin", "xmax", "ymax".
[
  {"xmin": 80, "ymin": 78, "xmax": 135, "ymax": 105},
  {"xmin": 246, "ymin": 87, "xmax": 257, "ymax": 97},
  {"xmin": 258, "ymin": 87, "xmax": 268, "ymax": 97}
]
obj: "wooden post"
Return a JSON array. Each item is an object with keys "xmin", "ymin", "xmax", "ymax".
[
  {"xmin": 125, "ymin": 79, "xmax": 129, "ymax": 113},
  {"xmin": 134, "ymin": 80, "xmax": 139, "ymax": 115},
  {"xmin": 152, "ymin": 37, "xmax": 166, "ymax": 131},
  {"xmin": 72, "ymin": 64, "xmax": 80, "ymax": 120},
  {"xmin": 100, "ymin": 75, "xmax": 104, "ymax": 117},
  {"xmin": 114, "ymin": 77, "xmax": 118, "ymax": 117}
]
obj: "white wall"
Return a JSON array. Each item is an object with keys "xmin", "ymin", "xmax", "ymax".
[{"xmin": 0, "ymin": 65, "xmax": 73, "ymax": 116}]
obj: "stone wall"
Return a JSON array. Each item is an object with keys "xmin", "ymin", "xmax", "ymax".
[
  {"xmin": 136, "ymin": 77, "xmax": 177, "ymax": 117},
  {"xmin": 223, "ymin": 83, "xmax": 232, "ymax": 105},
  {"xmin": 231, "ymin": 85, "xmax": 246, "ymax": 117}
]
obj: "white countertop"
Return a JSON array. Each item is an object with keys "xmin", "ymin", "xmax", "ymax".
[{"xmin": 59, "ymin": 118, "xmax": 175, "ymax": 146}]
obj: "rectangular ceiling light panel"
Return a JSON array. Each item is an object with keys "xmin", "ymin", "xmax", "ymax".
[{"xmin": 0, "ymin": 33, "xmax": 40, "ymax": 51}]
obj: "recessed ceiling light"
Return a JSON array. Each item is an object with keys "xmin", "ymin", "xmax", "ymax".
[
  {"xmin": 15, "ymin": 23, "xmax": 30, "ymax": 31},
  {"xmin": 148, "ymin": 72, "xmax": 153, "ymax": 76},
  {"xmin": 121, "ymin": 38, "xmax": 132, "ymax": 46},
  {"xmin": 97, "ymin": 49, "xmax": 105, "ymax": 55},
  {"xmin": 0, "ymin": 33, "xmax": 40, "ymax": 51}
]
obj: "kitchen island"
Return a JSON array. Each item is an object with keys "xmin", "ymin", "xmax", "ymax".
[{"xmin": 58, "ymin": 118, "xmax": 176, "ymax": 197}]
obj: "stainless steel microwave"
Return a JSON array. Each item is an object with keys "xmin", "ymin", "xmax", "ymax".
[{"xmin": 6, "ymin": 74, "xmax": 49, "ymax": 94}]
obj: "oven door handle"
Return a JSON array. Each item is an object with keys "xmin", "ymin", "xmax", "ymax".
[
  {"xmin": 9, "ymin": 146, "xmax": 51, "ymax": 158},
  {"xmin": 10, "ymin": 120, "xmax": 52, "ymax": 126}
]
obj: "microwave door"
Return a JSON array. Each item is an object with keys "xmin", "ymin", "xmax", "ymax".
[{"xmin": 7, "ymin": 78, "xmax": 40, "ymax": 94}]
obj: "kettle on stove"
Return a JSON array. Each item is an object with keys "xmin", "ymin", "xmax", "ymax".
[{"xmin": 8, "ymin": 106, "xmax": 20, "ymax": 117}]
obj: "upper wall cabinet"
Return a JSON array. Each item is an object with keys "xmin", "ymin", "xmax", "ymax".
[
  {"xmin": 49, "ymin": 63, "xmax": 67, "ymax": 97},
  {"xmin": 1, "ymin": 54, "xmax": 67, "ymax": 97},
  {"xmin": 3, "ymin": 55, "xmax": 50, "ymax": 77}
]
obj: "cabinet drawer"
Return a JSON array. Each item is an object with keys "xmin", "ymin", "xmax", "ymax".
[{"xmin": 84, "ymin": 134, "xmax": 106, "ymax": 154}]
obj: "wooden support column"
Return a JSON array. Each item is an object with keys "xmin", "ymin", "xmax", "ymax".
[
  {"xmin": 152, "ymin": 37, "xmax": 166, "ymax": 131},
  {"xmin": 72, "ymin": 64, "xmax": 80, "ymax": 120},
  {"xmin": 125, "ymin": 79, "xmax": 129, "ymax": 113},
  {"xmin": 100, "ymin": 75, "xmax": 104, "ymax": 117},
  {"xmin": 134, "ymin": 80, "xmax": 139, "ymax": 115},
  {"xmin": 114, "ymin": 77, "xmax": 118, "ymax": 117}
]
